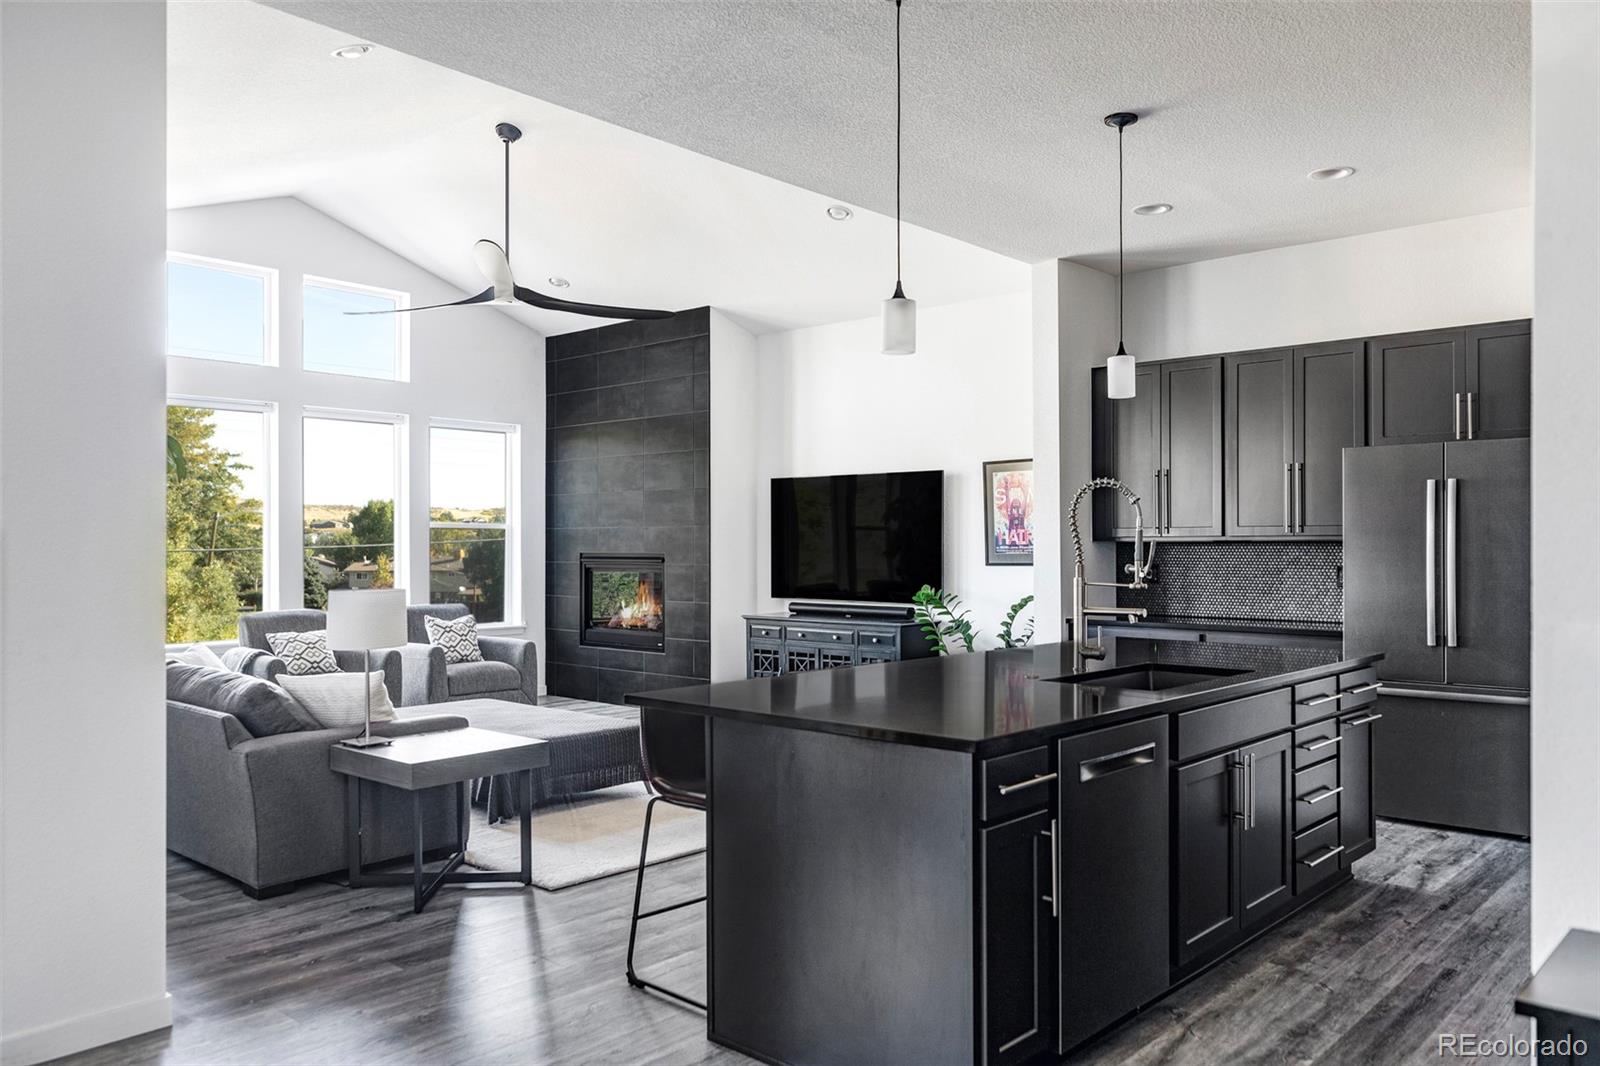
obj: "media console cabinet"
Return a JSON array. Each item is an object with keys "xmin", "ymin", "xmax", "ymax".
[{"xmin": 742, "ymin": 611, "xmax": 935, "ymax": 678}]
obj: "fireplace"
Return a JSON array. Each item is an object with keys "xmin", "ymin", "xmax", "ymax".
[{"xmin": 579, "ymin": 554, "xmax": 666, "ymax": 652}]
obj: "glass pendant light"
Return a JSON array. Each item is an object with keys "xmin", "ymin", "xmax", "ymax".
[
  {"xmin": 881, "ymin": 0, "xmax": 916, "ymax": 355},
  {"xmin": 1105, "ymin": 111, "xmax": 1138, "ymax": 398}
]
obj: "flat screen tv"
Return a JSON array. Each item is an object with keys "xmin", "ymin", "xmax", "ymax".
[{"xmin": 770, "ymin": 469, "xmax": 943, "ymax": 603}]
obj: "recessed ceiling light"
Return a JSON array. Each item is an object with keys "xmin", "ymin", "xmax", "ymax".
[
  {"xmin": 547, "ymin": 277, "xmax": 570, "ymax": 288},
  {"xmin": 825, "ymin": 204, "xmax": 854, "ymax": 221},
  {"xmin": 331, "ymin": 43, "xmax": 374, "ymax": 59},
  {"xmin": 1309, "ymin": 166, "xmax": 1356, "ymax": 182},
  {"xmin": 1132, "ymin": 203, "xmax": 1173, "ymax": 215}
]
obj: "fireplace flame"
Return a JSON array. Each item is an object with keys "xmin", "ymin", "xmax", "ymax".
[{"xmin": 608, "ymin": 578, "xmax": 663, "ymax": 630}]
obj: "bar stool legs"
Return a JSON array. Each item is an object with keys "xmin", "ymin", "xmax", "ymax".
[{"xmin": 625, "ymin": 795, "xmax": 707, "ymax": 1010}]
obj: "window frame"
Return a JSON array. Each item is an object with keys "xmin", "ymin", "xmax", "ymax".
[
  {"xmin": 301, "ymin": 274, "xmax": 412, "ymax": 383},
  {"xmin": 165, "ymin": 252, "xmax": 279, "ymax": 367},
  {"xmin": 301, "ymin": 407, "xmax": 409, "ymax": 604},
  {"xmin": 164, "ymin": 395, "xmax": 280, "ymax": 628},
  {"xmin": 428, "ymin": 417, "xmax": 520, "ymax": 627}
]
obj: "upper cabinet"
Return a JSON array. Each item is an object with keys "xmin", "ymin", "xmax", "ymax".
[
  {"xmin": 1366, "ymin": 320, "xmax": 1530, "ymax": 445},
  {"xmin": 1093, "ymin": 360, "xmax": 1220, "ymax": 538}
]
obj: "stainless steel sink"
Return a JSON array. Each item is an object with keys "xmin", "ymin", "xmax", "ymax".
[{"xmin": 1043, "ymin": 663, "xmax": 1247, "ymax": 691}]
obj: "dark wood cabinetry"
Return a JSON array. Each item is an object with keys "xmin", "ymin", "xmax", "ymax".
[
  {"xmin": 1238, "ymin": 732, "xmax": 1293, "ymax": 928},
  {"xmin": 1175, "ymin": 751, "xmax": 1242, "ymax": 966},
  {"xmin": 1463, "ymin": 321, "xmax": 1531, "ymax": 439},
  {"xmin": 980, "ymin": 809, "xmax": 1056, "ymax": 1065},
  {"xmin": 1367, "ymin": 320, "xmax": 1530, "ymax": 446},
  {"xmin": 1292, "ymin": 341, "xmax": 1363, "ymax": 534},
  {"xmin": 1096, "ymin": 359, "xmax": 1221, "ymax": 538},
  {"xmin": 1338, "ymin": 709, "xmax": 1378, "ymax": 865}
]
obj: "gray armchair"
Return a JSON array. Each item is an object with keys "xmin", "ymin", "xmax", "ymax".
[
  {"xmin": 237, "ymin": 609, "xmax": 403, "ymax": 706},
  {"xmin": 400, "ymin": 604, "xmax": 538, "ymax": 706}
]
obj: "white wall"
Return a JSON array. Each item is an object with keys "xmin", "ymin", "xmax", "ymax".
[
  {"xmin": 1529, "ymin": 0, "xmax": 1600, "ymax": 970},
  {"xmin": 1, "ymin": 3, "xmax": 172, "ymax": 1062},
  {"xmin": 1125, "ymin": 208, "xmax": 1533, "ymax": 358},
  {"xmin": 752, "ymin": 293, "xmax": 1034, "ymax": 649},
  {"xmin": 1030, "ymin": 264, "xmax": 1064, "ymax": 643},
  {"xmin": 166, "ymin": 198, "xmax": 546, "ymax": 645},
  {"xmin": 709, "ymin": 311, "xmax": 758, "ymax": 680}
]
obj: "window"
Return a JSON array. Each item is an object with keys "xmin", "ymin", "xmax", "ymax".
[
  {"xmin": 166, "ymin": 400, "xmax": 273, "ymax": 642},
  {"xmin": 166, "ymin": 254, "xmax": 276, "ymax": 364},
  {"xmin": 302, "ymin": 413, "xmax": 403, "ymax": 607},
  {"xmin": 428, "ymin": 423, "xmax": 515, "ymax": 624},
  {"xmin": 303, "ymin": 276, "xmax": 409, "ymax": 381}
]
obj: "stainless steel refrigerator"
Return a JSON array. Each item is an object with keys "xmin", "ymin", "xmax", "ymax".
[{"xmin": 1342, "ymin": 437, "xmax": 1530, "ymax": 836}]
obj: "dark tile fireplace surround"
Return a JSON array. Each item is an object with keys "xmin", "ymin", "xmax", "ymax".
[{"xmin": 546, "ymin": 308, "xmax": 711, "ymax": 703}]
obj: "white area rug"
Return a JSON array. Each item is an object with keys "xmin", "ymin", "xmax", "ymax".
[{"xmin": 462, "ymin": 782, "xmax": 704, "ymax": 891}]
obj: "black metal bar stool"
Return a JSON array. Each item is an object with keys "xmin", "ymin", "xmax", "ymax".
[{"xmin": 625, "ymin": 705, "xmax": 707, "ymax": 1011}]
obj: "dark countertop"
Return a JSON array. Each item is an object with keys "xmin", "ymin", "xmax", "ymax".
[
  {"xmin": 1100, "ymin": 615, "xmax": 1344, "ymax": 638},
  {"xmin": 628, "ymin": 637, "xmax": 1382, "ymax": 753}
]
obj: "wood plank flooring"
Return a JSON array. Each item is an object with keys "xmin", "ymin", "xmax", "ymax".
[{"xmin": 54, "ymin": 820, "xmax": 1527, "ymax": 1066}]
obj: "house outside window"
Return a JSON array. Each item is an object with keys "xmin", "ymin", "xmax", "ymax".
[
  {"xmin": 428, "ymin": 421, "xmax": 516, "ymax": 625},
  {"xmin": 302, "ymin": 411, "xmax": 404, "ymax": 609}
]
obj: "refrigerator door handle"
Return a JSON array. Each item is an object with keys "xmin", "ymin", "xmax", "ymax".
[
  {"xmin": 1425, "ymin": 479, "xmax": 1438, "ymax": 647},
  {"xmin": 1445, "ymin": 477, "xmax": 1459, "ymax": 648}
]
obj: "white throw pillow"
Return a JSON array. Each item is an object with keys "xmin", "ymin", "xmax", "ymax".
[
  {"xmin": 171, "ymin": 643, "xmax": 228, "ymax": 671},
  {"xmin": 266, "ymin": 630, "xmax": 340, "ymax": 675},
  {"xmin": 277, "ymin": 670, "xmax": 396, "ymax": 730},
  {"xmin": 424, "ymin": 614, "xmax": 483, "ymax": 664}
]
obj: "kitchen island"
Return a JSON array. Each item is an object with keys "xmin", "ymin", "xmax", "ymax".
[{"xmin": 628, "ymin": 636, "xmax": 1384, "ymax": 1065}]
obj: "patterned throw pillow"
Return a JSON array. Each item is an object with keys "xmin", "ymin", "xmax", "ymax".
[
  {"xmin": 424, "ymin": 614, "xmax": 483, "ymax": 665},
  {"xmin": 266, "ymin": 630, "xmax": 340, "ymax": 675}
]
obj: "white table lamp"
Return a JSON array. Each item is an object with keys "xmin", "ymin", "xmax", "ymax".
[{"xmin": 327, "ymin": 588, "xmax": 408, "ymax": 748}]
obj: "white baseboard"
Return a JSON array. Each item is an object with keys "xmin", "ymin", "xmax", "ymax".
[{"xmin": 1, "ymin": 992, "xmax": 171, "ymax": 1066}]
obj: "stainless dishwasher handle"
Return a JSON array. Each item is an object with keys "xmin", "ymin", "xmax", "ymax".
[
  {"xmin": 1340, "ymin": 682, "xmax": 1382, "ymax": 695},
  {"xmin": 1297, "ymin": 693, "xmax": 1340, "ymax": 707},
  {"xmin": 1425, "ymin": 479, "xmax": 1438, "ymax": 647},
  {"xmin": 1445, "ymin": 477, "xmax": 1458, "ymax": 648},
  {"xmin": 1342, "ymin": 713, "xmax": 1384, "ymax": 728},
  {"xmin": 1079, "ymin": 742, "xmax": 1157, "ymax": 781},
  {"xmin": 1301, "ymin": 844, "xmax": 1345, "ymax": 868},
  {"xmin": 1304, "ymin": 785, "xmax": 1343, "ymax": 805},
  {"xmin": 997, "ymin": 771, "xmax": 1058, "ymax": 795},
  {"xmin": 1298, "ymin": 735, "xmax": 1341, "ymax": 753}
]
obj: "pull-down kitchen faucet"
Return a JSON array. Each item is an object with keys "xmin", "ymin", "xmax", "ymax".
[{"xmin": 1066, "ymin": 478, "xmax": 1157, "ymax": 660}]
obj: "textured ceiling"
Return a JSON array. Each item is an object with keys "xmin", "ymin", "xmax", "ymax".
[{"xmin": 262, "ymin": 0, "xmax": 1531, "ymax": 271}]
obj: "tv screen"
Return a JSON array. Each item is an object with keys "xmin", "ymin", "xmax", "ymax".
[{"xmin": 771, "ymin": 470, "xmax": 943, "ymax": 603}]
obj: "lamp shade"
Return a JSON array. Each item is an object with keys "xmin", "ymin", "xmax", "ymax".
[
  {"xmin": 326, "ymin": 588, "xmax": 408, "ymax": 651},
  {"xmin": 1106, "ymin": 352, "xmax": 1137, "ymax": 399},
  {"xmin": 882, "ymin": 294, "xmax": 917, "ymax": 355}
]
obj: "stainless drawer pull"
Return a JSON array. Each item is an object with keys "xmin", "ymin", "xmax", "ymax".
[
  {"xmin": 1297, "ymin": 693, "xmax": 1340, "ymax": 707},
  {"xmin": 1343, "ymin": 713, "xmax": 1384, "ymax": 728},
  {"xmin": 1300, "ymin": 844, "xmax": 1345, "ymax": 868},
  {"xmin": 869, "ymin": 636, "xmax": 881, "ymax": 644},
  {"xmin": 1340, "ymin": 681, "xmax": 1381, "ymax": 695},
  {"xmin": 1303, "ymin": 785, "xmax": 1343, "ymax": 805},
  {"xmin": 1298, "ymin": 736, "xmax": 1341, "ymax": 753},
  {"xmin": 997, "ymin": 771, "xmax": 1058, "ymax": 795},
  {"xmin": 795, "ymin": 631, "xmax": 806, "ymax": 638},
  {"xmin": 831, "ymin": 634, "xmax": 840, "ymax": 641},
  {"xmin": 1079, "ymin": 742, "xmax": 1157, "ymax": 782}
]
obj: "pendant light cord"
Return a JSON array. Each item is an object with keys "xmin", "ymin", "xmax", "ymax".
[
  {"xmin": 894, "ymin": 0, "xmax": 904, "ymax": 296},
  {"xmin": 504, "ymin": 136, "xmax": 512, "ymax": 261},
  {"xmin": 1117, "ymin": 120, "xmax": 1124, "ymax": 348}
]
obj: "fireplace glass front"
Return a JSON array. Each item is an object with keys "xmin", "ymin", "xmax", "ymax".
[{"xmin": 580, "ymin": 554, "xmax": 666, "ymax": 652}]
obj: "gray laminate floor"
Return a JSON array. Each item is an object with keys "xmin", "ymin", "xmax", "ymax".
[{"xmin": 54, "ymin": 820, "xmax": 1527, "ymax": 1066}]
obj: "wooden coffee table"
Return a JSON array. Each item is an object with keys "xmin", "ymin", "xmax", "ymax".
[{"xmin": 330, "ymin": 727, "xmax": 550, "ymax": 913}]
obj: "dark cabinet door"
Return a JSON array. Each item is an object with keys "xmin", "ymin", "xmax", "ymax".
[
  {"xmin": 1462, "ymin": 320, "xmax": 1531, "ymax": 441},
  {"xmin": 1161, "ymin": 357, "xmax": 1223, "ymax": 536},
  {"xmin": 1339, "ymin": 711, "xmax": 1377, "ymax": 865},
  {"xmin": 1293, "ymin": 341, "xmax": 1362, "ymax": 535},
  {"xmin": 980, "ymin": 809, "xmax": 1056, "ymax": 1065},
  {"xmin": 1366, "ymin": 329, "xmax": 1466, "ymax": 446},
  {"xmin": 1238, "ymin": 733, "xmax": 1293, "ymax": 930},
  {"xmin": 1444, "ymin": 437, "xmax": 1531, "ymax": 689},
  {"xmin": 1175, "ymin": 751, "xmax": 1241, "ymax": 967},
  {"xmin": 1224, "ymin": 350, "xmax": 1293, "ymax": 535},
  {"xmin": 1056, "ymin": 718, "xmax": 1169, "ymax": 1053},
  {"xmin": 1109, "ymin": 364, "xmax": 1161, "ymax": 537}
]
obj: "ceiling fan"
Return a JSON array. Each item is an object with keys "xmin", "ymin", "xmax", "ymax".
[{"xmin": 348, "ymin": 123, "xmax": 672, "ymax": 321}]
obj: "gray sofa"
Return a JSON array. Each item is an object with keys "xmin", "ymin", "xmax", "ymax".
[
  {"xmin": 167, "ymin": 697, "xmax": 469, "ymax": 897},
  {"xmin": 236, "ymin": 608, "xmax": 404, "ymax": 706},
  {"xmin": 399, "ymin": 604, "xmax": 538, "ymax": 706}
]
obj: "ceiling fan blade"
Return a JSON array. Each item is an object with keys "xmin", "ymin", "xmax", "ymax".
[
  {"xmin": 514, "ymin": 285, "xmax": 673, "ymax": 320},
  {"xmin": 343, "ymin": 287, "xmax": 497, "ymax": 314},
  {"xmin": 472, "ymin": 239, "xmax": 515, "ymax": 299}
]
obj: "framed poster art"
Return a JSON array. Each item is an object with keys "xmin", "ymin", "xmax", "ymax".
[{"xmin": 983, "ymin": 458, "xmax": 1034, "ymax": 566}]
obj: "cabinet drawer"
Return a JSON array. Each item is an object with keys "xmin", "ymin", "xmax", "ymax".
[
  {"xmin": 784, "ymin": 623, "xmax": 855, "ymax": 646},
  {"xmin": 1292, "ymin": 675, "xmax": 1341, "ymax": 724},
  {"xmin": 1175, "ymin": 688, "xmax": 1292, "ymax": 762},
  {"xmin": 856, "ymin": 627, "xmax": 899, "ymax": 653},
  {"xmin": 1292, "ymin": 719, "xmax": 1342, "ymax": 769},
  {"xmin": 980, "ymin": 746, "xmax": 1053, "ymax": 822},
  {"xmin": 1292, "ymin": 759, "xmax": 1341, "ymax": 831},
  {"xmin": 1293, "ymin": 816, "xmax": 1343, "ymax": 895},
  {"xmin": 747, "ymin": 621, "xmax": 783, "ymax": 640},
  {"xmin": 1337, "ymin": 666, "xmax": 1380, "ymax": 712}
]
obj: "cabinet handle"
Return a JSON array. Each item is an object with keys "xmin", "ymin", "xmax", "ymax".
[
  {"xmin": 997, "ymin": 771, "xmax": 1058, "ymax": 796},
  {"xmin": 1247, "ymin": 752, "xmax": 1256, "ymax": 831},
  {"xmin": 831, "ymin": 634, "xmax": 840, "ymax": 641},
  {"xmin": 1297, "ymin": 692, "xmax": 1340, "ymax": 707},
  {"xmin": 1153, "ymin": 468, "xmax": 1163, "ymax": 533},
  {"xmin": 1231, "ymin": 760, "xmax": 1246, "ymax": 821},
  {"xmin": 1300, "ymin": 844, "xmax": 1345, "ymax": 868},
  {"xmin": 1283, "ymin": 463, "xmax": 1292, "ymax": 534},
  {"xmin": 1303, "ymin": 785, "xmax": 1343, "ymax": 805},
  {"xmin": 1340, "ymin": 681, "xmax": 1381, "ymax": 695},
  {"xmin": 1342, "ymin": 713, "xmax": 1384, "ymax": 728},
  {"xmin": 1298, "ymin": 735, "xmax": 1340, "ymax": 752},
  {"xmin": 1454, "ymin": 392, "xmax": 1463, "ymax": 440},
  {"xmin": 1466, "ymin": 391, "xmax": 1475, "ymax": 440},
  {"xmin": 869, "ymin": 636, "xmax": 880, "ymax": 644},
  {"xmin": 1165, "ymin": 467, "xmax": 1173, "ymax": 534},
  {"xmin": 1294, "ymin": 462, "xmax": 1304, "ymax": 533},
  {"xmin": 1044, "ymin": 818, "xmax": 1058, "ymax": 918}
]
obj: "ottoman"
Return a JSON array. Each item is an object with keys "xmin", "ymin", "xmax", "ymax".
[{"xmin": 396, "ymin": 698, "xmax": 642, "ymax": 822}]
